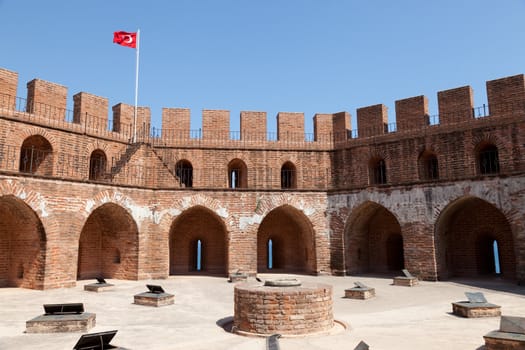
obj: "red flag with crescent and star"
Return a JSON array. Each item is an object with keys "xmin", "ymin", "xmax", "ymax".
[{"xmin": 113, "ymin": 31, "xmax": 137, "ymax": 48}]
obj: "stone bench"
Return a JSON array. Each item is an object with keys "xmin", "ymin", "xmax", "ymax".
[
  {"xmin": 393, "ymin": 269, "xmax": 418, "ymax": 287},
  {"xmin": 345, "ymin": 282, "xmax": 375, "ymax": 300},
  {"xmin": 228, "ymin": 272, "xmax": 248, "ymax": 283},
  {"xmin": 134, "ymin": 284, "xmax": 174, "ymax": 307},
  {"xmin": 452, "ymin": 292, "xmax": 501, "ymax": 318},
  {"xmin": 84, "ymin": 278, "xmax": 115, "ymax": 292},
  {"xmin": 26, "ymin": 303, "xmax": 95, "ymax": 333},
  {"xmin": 484, "ymin": 316, "xmax": 525, "ymax": 349}
]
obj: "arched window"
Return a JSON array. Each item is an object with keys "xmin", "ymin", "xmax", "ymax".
[
  {"xmin": 175, "ymin": 160, "xmax": 193, "ymax": 187},
  {"xmin": 89, "ymin": 150, "xmax": 107, "ymax": 180},
  {"xmin": 228, "ymin": 159, "xmax": 247, "ymax": 189},
  {"xmin": 281, "ymin": 161, "xmax": 296, "ymax": 189},
  {"xmin": 19, "ymin": 135, "xmax": 53, "ymax": 175},
  {"xmin": 418, "ymin": 151, "xmax": 439, "ymax": 180},
  {"xmin": 477, "ymin": 143, "xmax": 500, "ymax": 175},
  {"xmin": 369, "ymin": 157, "xmax": 387, "ymax": 185}
]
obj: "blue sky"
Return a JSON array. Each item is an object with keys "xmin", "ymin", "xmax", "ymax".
[{"xmin": 2, "ymin": 1, "xmax": 525, "ymax": 134}]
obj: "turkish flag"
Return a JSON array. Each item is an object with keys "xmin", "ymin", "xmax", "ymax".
[{"xmin": 113, "ymin": 31, "xmax": 137, "ymax": 48}]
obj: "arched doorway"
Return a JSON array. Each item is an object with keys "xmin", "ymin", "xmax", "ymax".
[
  {"xmin": 345, "ymin": 201, "xmax": 403, "ymax": 274},
  {"xmin": 0, "ymin": 195, "xmax": 46, "ymax": 289},
  {"xmin": 169, "ymin": 206, "xmax": 228, "ymax": 275},
  {"xmin": 257, "ymin": 205, "xmax": 316, "ymax": 274},
  {"xmin": 77, "ymin": 203, "xmax": 139, "ymax": 280},
  {"xmin": 435, "ymin": 197, "xmax": 516, "ymax": 280}
]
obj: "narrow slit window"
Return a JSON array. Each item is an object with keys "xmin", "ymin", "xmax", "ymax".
[
  {"xmin": 493, "ymin": 240, "xmax": 501, "ymax": 274},
  {"xmin": 267, "ymin": 239, "xmax": 273, "ymax": 269},
  {"xmin": 196, "ymin": 239, "xmax": 202, "ymax": 271}
]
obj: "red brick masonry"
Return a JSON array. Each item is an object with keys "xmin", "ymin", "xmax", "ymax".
[{"xmin": 233, "ymin": 282, "xmax": 333, "ymax": 336}]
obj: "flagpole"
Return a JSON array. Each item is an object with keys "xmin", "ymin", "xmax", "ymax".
[{"xmin": 133, "ymin": 29, "xmax": 140, "ymax": 143}]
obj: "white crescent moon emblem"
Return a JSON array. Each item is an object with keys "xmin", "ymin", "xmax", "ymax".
[{"xmin": 124, "ymin": 35, "xmax": 133, "ymax": 43}]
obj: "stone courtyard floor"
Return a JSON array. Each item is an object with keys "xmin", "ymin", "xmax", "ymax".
[{"xmin": 0, "ymin": 274, "xmax": 524, "ymax": 350}]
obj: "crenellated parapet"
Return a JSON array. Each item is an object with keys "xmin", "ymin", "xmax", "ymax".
[{"xmin": 1, "ymin": 67, "xmax": 525, "ymax": 148}]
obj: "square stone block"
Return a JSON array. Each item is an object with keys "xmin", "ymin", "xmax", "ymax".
[
  {"xmin": 229, "ymin": 273, "xmax": 248, "ymax": 283},
  {"xmin": 84, "ymin": 283, "xmax": 115, "ymax": 292},
  {"xmin": 134, "ymin": 292, "xmax": 174, "ymax": 307},
  {"xmin": 483, "ymin": 330, "xmax": 525, "ymax": 349},
  {"xmin": 452, "ymin": 302, "xmax": 501, "ymax": 318},
  {"xmin": 393, "ymin": 276, "xmax": 418, "ymax": 287},
  {"xmin": 26, "ymin": 313, "xmax": 96, "ymax": 333},
  {"xmin": 345, "ymin": 287, "xmax": 375, "ymax": 300},
  {"xmin": 500, "ymin": 316, "xmax": 525, "ymax": 334}
]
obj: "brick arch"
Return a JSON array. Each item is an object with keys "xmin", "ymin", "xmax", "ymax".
[
  {"xmin": 77, "ymin": 202, "xmax": 139, "ymax": 280},
  {"xmin": 169, "ymin": 205, "xmax": 228, "ymax": 276},
  {"xmin": 367, "ymin": 147, "xmax": 390, "ymax": 161},
  {"xmin": 471, "ymin": 132, "xmax": 504, "ymax": 150},
  {"xmin": 82, "ymin": 140, "xmax": 111, "ymax": 158},
  {"xmin": 254, "ymin": 193, "xmax": 307, "ymax": 217},
  {"xmin": 16, "ymin": 127, "xmax": 58, "ymax": 150},
  {"xmin": 257, "ymin": 204, "xmax": 317, "ymax": 274},
  {"xmin": 80, "ymin": 190, "xmax": 139, "ymax": 223},
  {"xmin": 434, "ymin": 195, "xmax": 516, "ymax": 280},
  {"xmin": 0, "ymin": 194, "xmax": 47, "ymax": 289},
  {"xmin": 344, "ymin": 200, "xmax": 403, "ymax": 274}
]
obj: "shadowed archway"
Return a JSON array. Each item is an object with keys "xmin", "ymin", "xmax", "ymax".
[
  {"xmin": 169, "ymin": 206, "xmax": 228, "ymax": 276},
  {"xmin": 345, "ymin": 201, "xmax": 403, "ymax": 274},
  {"xmin": 435, "ymin": 196, "xmax": 516, "ymax": 280},
  {"xmin": 0, "ymin": 195, "xmax": 47, "ymax": 289},
  {"xmin": 257, "ymin": 205, "xmax": 316, "ymax": 274},
  {"xmin": 77, "ymin": 203, "xmax": 139, "ymax": 280}
]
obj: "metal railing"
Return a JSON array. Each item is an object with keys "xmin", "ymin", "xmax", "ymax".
[
  {"xmin": 3, "ymin": 90, "xmax": 525, "ymax": 148},
  {"xmin": 0, "ymin": 93, "xmax": 134, "ymax": 142}
]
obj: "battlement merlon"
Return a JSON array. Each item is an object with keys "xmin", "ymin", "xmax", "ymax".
[
  {"xmin": 487, "ymin": 74, "xmax": 525, "ymax": 116},
  {"xmin": 357, "ymin": 104, "xmax": 388, "ymax": 138},
  {"xmin": 437, "ymin": 86, "xmax": 474, "ymax": 124},
  {"xmin": 314, "ymin": 111, "xmax": 351, "ymax": 143},
  {"xmin": 241, "ymin": 111, "xmax": 267, "ymax": 141},
  {"xmin": 3, "ymin": 67, "xmax": 525, "ymax": 143},
  {"xmin": 277, "ymin": 112, "xmax": 304, "ymax": 142},
  {"xmin": 73, "ymin": 92, "xmax": 109, "ymax": 127},
  {"xmin": 112, "ymin": 103, "xmax": 151, "ymax": 140},
  {"xmin": 27, "ymin": 78, "xmax": 68, "ymax": 121},
  {"xmin": 0, "ymin": 68, "xmax": 18, "ymax": 110},
  {"xmin": 395, "ymin": 95, "xmax": 429, "ymax": 131}
]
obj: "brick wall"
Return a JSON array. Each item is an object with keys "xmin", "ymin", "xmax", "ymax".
[{"xmin": 0, "ymin": 68, "xmax": 524, "ymax": 289}]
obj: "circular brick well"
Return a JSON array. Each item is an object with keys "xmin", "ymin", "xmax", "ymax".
[{"xmin": 233, "ymin": 279, "xmax": 334, "ymax": 336}]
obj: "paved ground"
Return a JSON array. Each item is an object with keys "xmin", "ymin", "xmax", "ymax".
[{"xmin": 0, "ymin": 274, "xmax": 524, "ymax": 350}]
